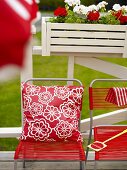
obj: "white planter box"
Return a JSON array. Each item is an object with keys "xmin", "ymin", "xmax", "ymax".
[{"xmin": 42, "ymin": 17, "xmax": 127, "ymax": 58}]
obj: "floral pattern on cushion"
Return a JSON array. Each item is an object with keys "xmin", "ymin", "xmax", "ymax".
[
  {"xmin": 60, "ymin": 101, "xmax": 78, "ymax": 119},
  {"xmin": 38, "ymin": 90, "xmax": 54, "ymax": 104},
  {"xmin": 30, "ymin": 102, "xmax": 43, "ymax": 117},
  {"xmin": 54, "ymin": 86, "xmax": 70, "ymax": 100},
  {"xmin": 28, "ymin": 118, "xmax": 52, "ymax": 141},
  {"xmin": 43, "ymin": 105, "xmax": 61, "ymax": 122},
  {"xmin": 22, "ymin": 94, "xmax": 32, "ymax": 110},
  {"xmin": 55, "ymin": 120, "xmax": 73, "ymax": 139},
  {"xmin": 26, "ymin": 84, "xmax": 41, "ymax": 96},
  {"xmin": 20, "ymin": 83, "xmax": 84, "ymax": 142}
]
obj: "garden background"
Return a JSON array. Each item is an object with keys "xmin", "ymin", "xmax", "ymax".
[{"xmin": 0, "ymin": 0, "xmax": 127, "ymax": 151}]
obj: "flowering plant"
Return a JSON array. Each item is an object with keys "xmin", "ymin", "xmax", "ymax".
[{"xmin": 50, "ymin": 0, "xmax": 127, "ymax": 25}]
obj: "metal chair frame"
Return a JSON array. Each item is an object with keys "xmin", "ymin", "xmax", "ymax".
[
  {"xmin": 86, "ymin": 78, "xmax": 127, "ymax": 169},
  {"xmin": 14, "ymin": 78, "xmax": 86, "ymax": 170}
]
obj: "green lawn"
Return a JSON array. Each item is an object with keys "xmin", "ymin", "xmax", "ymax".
[{"xmin": 1, "ymin": 38, "xmax": 127, "ymax": 150}]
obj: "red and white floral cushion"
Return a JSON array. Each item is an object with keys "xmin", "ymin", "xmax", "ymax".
[{"xmin": 20, "ymin": 82, "xmax": 84, "ymax": 142}]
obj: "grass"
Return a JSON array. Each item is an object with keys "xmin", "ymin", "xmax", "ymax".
[{"xmin": 1, "ymin": 34, "xmax": 127, "ymax": 150}]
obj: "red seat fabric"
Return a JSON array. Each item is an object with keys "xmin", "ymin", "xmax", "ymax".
[
  {"xmin": 14, "ymin": 140, "xmax": 85, "ymax": 161},
  {"xmin": 94, "ymin": 126, "xmax": 127, "ymax": 160}
]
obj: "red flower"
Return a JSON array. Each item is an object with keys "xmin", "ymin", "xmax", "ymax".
[
  {"xmin": 87, "ymin": 11, "xmax": 100, "ymax": 21},
  {"xmin": 119, "ymin": 15, "xmax": 127, "ymax": 24},
  {"xmin": 54, "ymin": 7, "xmax": 67, "ymax": 17},
  {"xmin": 112, "ymin": 10, "xmax": 127, "ymax": 24},
  {"xmin": 112, "ymin": 10, "xmax": 122, "ymax": 19}
]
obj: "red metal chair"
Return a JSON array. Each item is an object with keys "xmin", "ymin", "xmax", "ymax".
[
  {"xmin": 14, "ymin": 78, "xmax": 86, "ymax": 170},
  {"xmin": 86, "ymin": 79, "xmax": 127, "ymax": 169}
]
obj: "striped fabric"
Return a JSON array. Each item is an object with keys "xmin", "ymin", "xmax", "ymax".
[{"xmin": 105, "ymin": 87, "xmax": 127, "ymax": 106}]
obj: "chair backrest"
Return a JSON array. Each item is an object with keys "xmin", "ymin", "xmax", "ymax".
[
  {"xmin": 89, "ymin": 79, "xmax": 127, "ymax": 111},
  {"xmin": 88, "ymin": 78, "xmax": 127, "ymax": 138}
]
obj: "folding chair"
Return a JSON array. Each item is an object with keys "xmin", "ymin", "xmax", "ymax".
[
  {"xmin": 14, "ymin": 78, "xmax": 86, "ymax": 170},
  {"xmin": 86, "ymin": 79, "xmax": 127, "ymax": 169}
]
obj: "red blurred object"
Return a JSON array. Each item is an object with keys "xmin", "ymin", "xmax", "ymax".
[
  {"xmin": 87, "ymin": 11, "xmax": 100, "ymax": 21},
  {"xmin": 0, "ymin": 0, "xmax": 38, "ymax": 68}
]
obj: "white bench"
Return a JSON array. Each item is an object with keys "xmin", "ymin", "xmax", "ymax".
[
  {"xmin": 41, "ymin": 17, "xmax": 127, "ymax": 79},
  {"xmin": 42, "ymin": 17, "xmax": 127, "ymax": 58}
]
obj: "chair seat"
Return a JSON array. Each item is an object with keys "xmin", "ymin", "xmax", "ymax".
[
  {"xmin": 94, "ymin": 126, "xmax": 127, "ymax": 160},
  {"xmin": 14, "ymin": 140, "xmax": 85, "ymax": 161}
]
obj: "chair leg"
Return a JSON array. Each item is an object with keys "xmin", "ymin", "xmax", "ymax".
[
  {"xmin": 94, "ymin": 160, "xmax": 97, "ymax": 170},
  {"xmin": 23, "ymin": 160, "xmax": 25, "ymax": 168},
  {"xmin": 80, "ymin": 161, "xmax": 85, "ymax": 170},
  {"xmin": 14, "ymin": 160, "xmax": 17, "ymax": 170},
  {"xmin": 86, "ymin": 120, "xmax": 93, "ymax": 161}
]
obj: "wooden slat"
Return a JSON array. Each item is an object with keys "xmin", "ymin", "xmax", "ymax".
[
  {"xmin": 80, "ymin": 109, "xmax": 127, "ymax": 132},
  {"xmin": 32, "ymin": 46, "xmax": 123, "ymax": 57},
  {"xmin": 33, "ymin": 46, "xmax": 42, "ymax": 55},
  {"xmin": 51, "ymin": 38, "xmax": 124, "ymax": 47},
  {"xmin": 123, "ymin": 26, "xmax": 127, "ymax": 58},
  {"xmin": 42, "ymin": 17, "xmax": 51, "ymax": 22},
  {"xmin": 51, "ymin": 46, "xmax": 123, "ymax": 53},
  {"xmin": 0, "ymin": 127, "xmax": 22, "ymax": 138},
  {"xmin": 46, "ymin": 23, "xmax": 51, "ymax": 56},
  {"xmin": 67, "ymin": 56, "xmax": 74, "ymax": 82},
  {"xmin": 50, "ymin": 23, "xmax": 126, "ymax": 31},
  {"xmin": 75, "ymin": 57, "xmax": 127, "ymax": 78},
  {"xmin": 42, "ymin": 18, "xmax": 47, "ymax": 56},
  {"xmin": 31, "ymin": 25, "xmax": 36, "ymax": 34},
  {"xmin": 21, "ymin": 38, "xmax": 33, "ymax": 82},
  {"xmin": 51, "ymin": 31, "xmax": 126, "ymax": 39}
]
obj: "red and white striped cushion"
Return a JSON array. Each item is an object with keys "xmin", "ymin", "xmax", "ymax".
[{"xmin": 105, "ymin": 87, "xmax": 127, "ymax": 106}]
